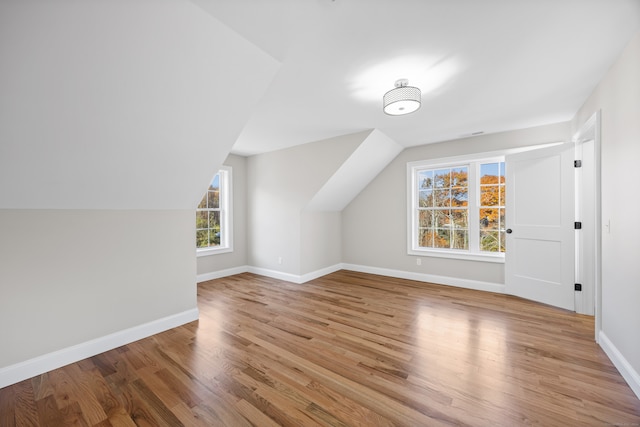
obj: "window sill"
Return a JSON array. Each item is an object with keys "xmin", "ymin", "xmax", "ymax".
[
  {"xmin": 196, "ymin": 246, "xmax": 233, "ymax": 257},
  {"xmin": 408, "ymin": 248, "xmax": 505, "ymax": 263}
]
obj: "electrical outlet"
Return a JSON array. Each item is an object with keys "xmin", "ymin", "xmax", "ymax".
[
  {"xmin": 278, "ymin": 257, "xmax": 283, "ymax": 265},
  {"xmin": 416, "ymin": 258, "xmax": 421, "ymax": 266}
]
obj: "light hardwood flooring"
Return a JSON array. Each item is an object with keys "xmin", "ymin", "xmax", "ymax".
[{"xmin": 1, "ymin": 270, "xmax": 639, "ymax": 426}]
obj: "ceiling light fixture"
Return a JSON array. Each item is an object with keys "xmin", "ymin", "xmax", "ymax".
[{"xmin": 383, "ymin": 79, "xmax": 421, "ymax": 115}]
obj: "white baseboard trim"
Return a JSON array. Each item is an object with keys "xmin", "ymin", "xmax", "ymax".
[
  {"xmin": 198, "ymin": 263, "xmax": 501, "ymax": 294},
  {"xmin": 299, "ymin": 264, "xmax": 343, "ymax": 283},
  {"xmin": 341, "ymin": 263, "xmax": 506, "ymax": 294},
  {"xmin": 599, "ymin": 331, "xmax": 640, "ymax": 400},
  {"xmin": 248, "ymin": 266, "xmax": 303, "ymax": 283},
  {"xmin": 0, "ymin": 308, "xmax": 199, "ymax": 389},
  {"xmin": 247, "ymin": 264, "xmax": 343, "ymax": 284},
  {"xmin": 197, "ymin": 265, "xmax": 249, "ymax": 283}
]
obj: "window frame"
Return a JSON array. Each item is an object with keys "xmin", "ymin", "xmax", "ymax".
[
  {"xmin": 407, "ymin": 153, "xmax": 505, "ymax": 263},
  {"xmin": 196, "ymin": 166, "xmax": 233, "ymax": 257}
]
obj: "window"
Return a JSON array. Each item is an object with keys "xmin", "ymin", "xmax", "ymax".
[
  {"xmin": 416, "ymin": 166, "xmax": 469, "ymax": 250},
  {"xmin": 479, "ymin": 162, "xmax": 506, "ymax": 253},
  {"xmin": 408, "ymin": 156, "xmax": 505, "ymax": 262},
  {"xmin": 196, "ymin": 166, "xmax": 232, "ymax": 255}
]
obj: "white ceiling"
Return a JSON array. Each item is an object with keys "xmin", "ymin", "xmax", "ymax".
[{"xmin": 192, "ymin": 0, "xmax": 640, "ymax": 156}]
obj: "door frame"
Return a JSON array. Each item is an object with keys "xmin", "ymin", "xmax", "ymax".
[{"xmin": 572, "ymin": 111, "xmax": 601, "ymax": 340}]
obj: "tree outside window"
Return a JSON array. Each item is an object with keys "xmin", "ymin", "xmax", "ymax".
[
  {"xmin": 417, "ymin": 166, "xmax": 469, "ymax": 250},
  {"xmin": 196, "ymin": 167, "xmax": 232, "ymax": 253},
  {"xmin": 409, "ymin": 157, "xmax": 505, "ymax": 261},
  {"xmin": 479, "ymin": 162, "xmax": 506, "ymax": 252}
]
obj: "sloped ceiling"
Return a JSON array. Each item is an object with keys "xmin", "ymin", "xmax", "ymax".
[
  {"xmin": 0, "ymin": 0, "xmax": 279, "ymax": 209},
  {"xmin": 193, "ymin": 0, "xmax": 640, "ymax": 156},
  {"xmin": 1, "ymin": 0, "xmax": 639, "ymax": 210},
  {"xmin": 306, "ymin": 129, "xmax": 403, "ymax": 212}
]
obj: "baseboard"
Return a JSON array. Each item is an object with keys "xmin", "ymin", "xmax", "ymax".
[
  {"xmin": 199, "ymin": 263, "xmax": 503, "ymax": 294},
  {"xmin": 197, "ymin": 265, "xmax": 249, "ymax": 283},
  {"xmin": 0, "ymin": 308, "xmax": 199, "ymax": 389},
  {"xmin": 247, "ymin": 266, "xmax": 303, "ymax": 283},
  {"xmin": 298, "ymin": 264, "xmax": 343, "ymax": 283},
  {"xmin": 341, "ymin": 263, "xmax": 506, "ymax": 294},
  {"xmin": 247, "ymin": 264, "xmax": 343, "ymax": 284},
  {"xmin": 599, "ymin": 331, "xmax": 640, "ymax": 400}
]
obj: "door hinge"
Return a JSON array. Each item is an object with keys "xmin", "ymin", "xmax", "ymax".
[
  {"xmin": 574, "ymin": 160, "xmax": 582, "ymax": 168},
  {"xmin": 574, "ymin": 221, "xmax": 582, "ymax": 229},
  {"xmin": 575, "ymin": 283, "xmax": 582, "ymax": 291}
]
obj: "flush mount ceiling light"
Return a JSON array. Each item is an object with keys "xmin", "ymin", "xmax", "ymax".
[{"xmin": 383, "ymin": 79, "xmax": 421, "ymax": 115}]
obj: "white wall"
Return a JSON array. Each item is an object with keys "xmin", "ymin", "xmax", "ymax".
[
  {"xmin": 247, "ymin": 132, "xmax": 365, "ymax": 276},
  {"xmin": 0, "ymin": 210, "xmax": 195, "ymax": 368},
  {"xmin": 197, "ymin": 154, "xmax": 249, "ymax": 277},
  {"xmin": 301, "ymin": 211, "xmax": 342, "ymax": 275},
  {"xmin": 572, "ymin": 30, "xmax": 640, "ymax": 396},
  {"xmin": 0, "ymin": 0, "xmax": 279, "ymax": 386},
  {"xmin": 0, "ymin": 0, "xmax": 279, "ymax": 211},
  {"xmin": 342, "ymin": 122, "xmax": 570, "ymax": 286}
]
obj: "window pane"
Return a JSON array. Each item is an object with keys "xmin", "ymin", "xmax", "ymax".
[
  {"xmin": 451, "ymin": 209, "xmax": 467, "ymax": 229},
  {"xmin": 209, "ymin": 229, "xmax": 220, "ymax": 246},
  {"xmin": 210, "ymin": 174, "xmax": 220, "ymax": 190},
  {"xmin": 418, "ymin": 170, "xmax": 433, "ymax": 189},
  {"xmin": 480, "ymin": 231, "xmax": 500, "ymax": 252},
  {"xmin": 207, "ymin": 190, "xmax": 219, "ymax": 209},
  {"xmin": 451, "ymin": 167, "xmax": 468, "ymax": 188},
  {"xmin": 433, "ymin": 189, "xmax": 451, "ymax": 207},
  {"xmin": 419, "ymin": 228, "xmax": 434, "ymax": 247},
  {"xmin": 499, "ymin": 185, "xmax": 505, "ymax": 205},
  {"xmin": 419, "ymin": 189, "xmax": 433, "ymax": 207},
  {"xmin": 479, "ymin": 208, "xmax": 498, "ymax": 230},
  {"xmin": 196, "ymin": 230, "xmax": 209, "ymax": 248},
  {"xmin": 208, "ymin": 211, "xmax": 220, "ymax": 229},
  {"xmin": 434, "ymin": 229, "xmax": 450, "ymax": 248},
  {"xmin": 452, "ymin": 230, "xmax": 468, "ymax": 250},
  {"xmin": 499, "ymin": 208, "xmax": 505, "ymax": 230},
  {"xmin": 196, "ymin": 211, "xmax": 208, "ymax": 229},
  {"xmin": 480, "ymin": 163, "xmax": 500, "ymax": 184},
  {"xmin": 419, "ymin": 210, "xmax": 433, "ymax": 228},
  {"xmin": 480, "ymin": 185, "xmax": 500, "ymax": 206},
  {"xmin": 433, "ymin": 169, "xmax": 449, "ymax": 188},
  {"xmin": 500, "ymin": 231, "xmax": 506, "ymax": 252},
  {"xmin": 452, "ymin": 187, "xmax": 468, "ymax": 206},
  {"xmin": 434, "ymin": 210, "xmax": 450, "ymax": 228}
]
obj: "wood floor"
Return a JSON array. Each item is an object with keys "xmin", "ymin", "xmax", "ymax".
[{"xmin": 1, "ymin": 271, "xmax": 639, "ymax": 426}]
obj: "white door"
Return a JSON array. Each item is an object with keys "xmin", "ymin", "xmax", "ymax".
[
  {"xmin": 505, "ymin": 143, "xmax": 575, "ymax": 311},
  {"xmin": 576, "ymin": 138, "xmax": 596, "ymax": 315}
]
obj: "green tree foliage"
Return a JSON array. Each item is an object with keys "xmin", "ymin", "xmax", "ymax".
[{"xmin": 196, "ymin": 180, "xmax": 221, "ymax": 248}]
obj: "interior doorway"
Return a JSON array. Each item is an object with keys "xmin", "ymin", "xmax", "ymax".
[{"xmin": 573, "ymin": 111, "xmax": 601, "ymax": 338}]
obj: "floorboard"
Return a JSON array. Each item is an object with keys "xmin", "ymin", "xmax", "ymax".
[{"xmin": 1, "ymin": 270, "xmax": 639, "ymax": 426}]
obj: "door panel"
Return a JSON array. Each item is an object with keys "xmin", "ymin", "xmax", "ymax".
[{"xmin": 505, "ymin": 143, "xmax": 575, "ymax": 310}]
